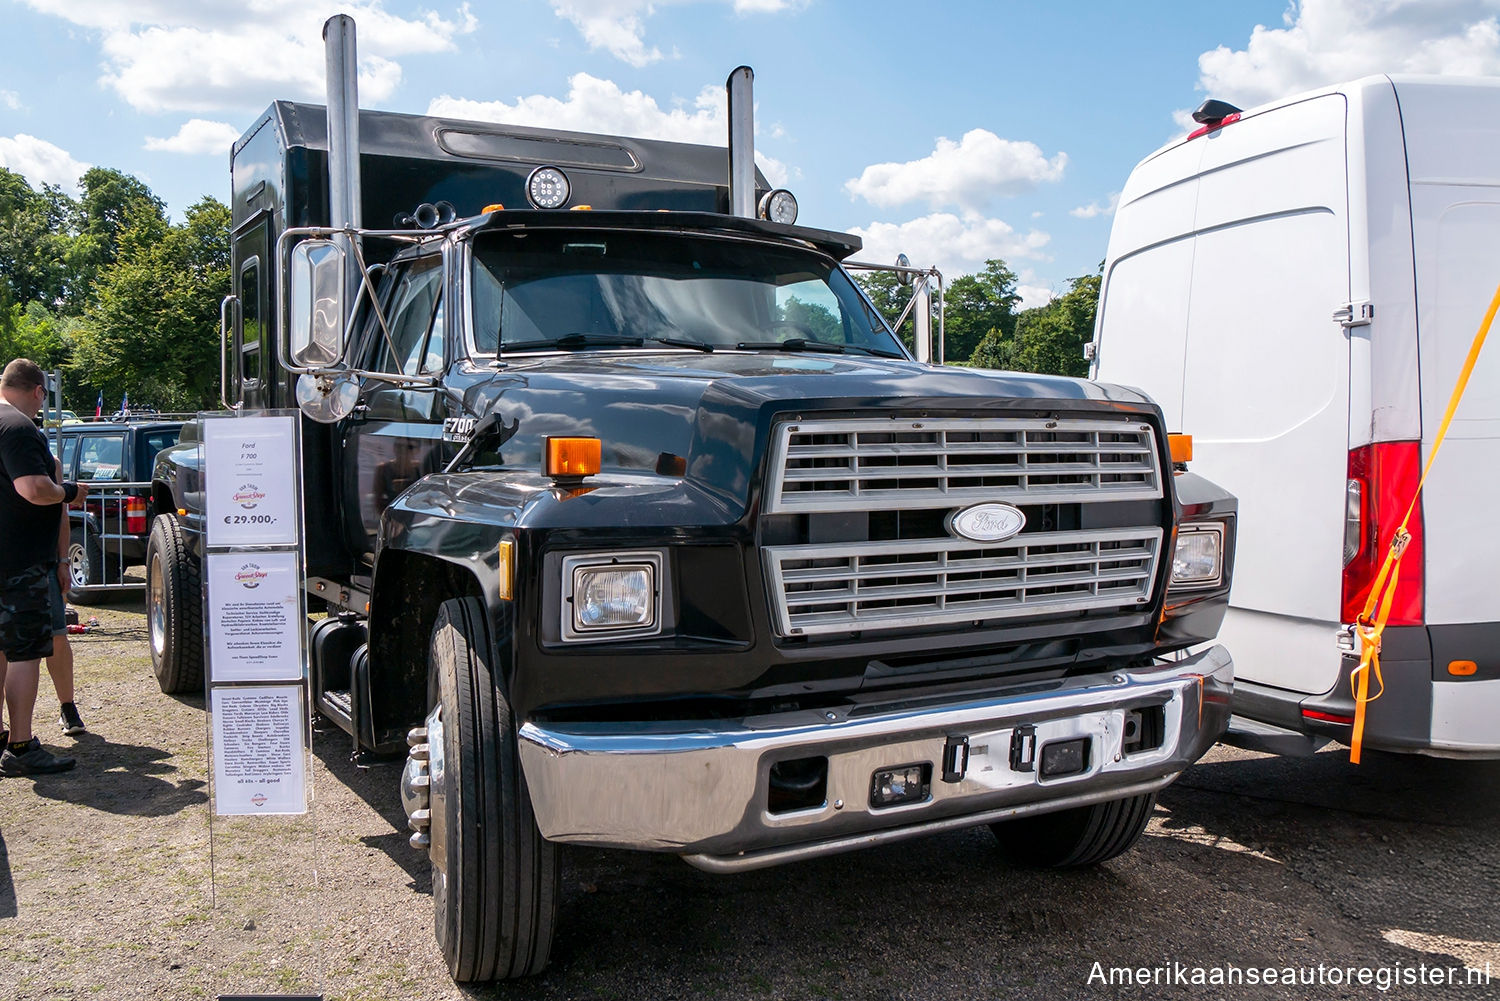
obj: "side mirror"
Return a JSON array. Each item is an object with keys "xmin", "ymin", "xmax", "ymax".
[
  {"xmin": 895, "ymin": 253, "xmax": 913, "ymax": 287},
  {"xmin": 289, "ymin": 239, "xmax": 347, "ymax": 369}
]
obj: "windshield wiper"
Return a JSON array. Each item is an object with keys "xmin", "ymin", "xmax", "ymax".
[
  {"xmin": 646, "ymin": 336, "xmax": 715, "ymax": 352},
  {"xmin": 498, "ymin": 332, "xmax": 645, "ymax": 353},
  {"xmin": 734, "ymin": 338, "xmax": 904, "ymax": 359}
]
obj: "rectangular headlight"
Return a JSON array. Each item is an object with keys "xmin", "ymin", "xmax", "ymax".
[
  {"xmin": 562, "ymin": 552, "xmax": 663, "ymax": 641},
  {"xmin": 1171, "ymin": 524, "xmax": 1224, "ymax": 590}
]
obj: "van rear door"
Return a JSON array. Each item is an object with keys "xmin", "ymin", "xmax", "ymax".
[{"xmin": 1099, "ymin": 94, "xmax": 1352, "ymax": 696}]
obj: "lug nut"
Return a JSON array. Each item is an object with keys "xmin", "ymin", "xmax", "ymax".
[
  {"xmin": 407, "ymin": 726, "xmax": 428, "ymax": 747},
  {"xmin": 409, "ymin": 831, "xmax": 431, "ymax": 851},
  {"xmin": 408, "ymin": 807, "xmax": 431, "ymax": 833}
]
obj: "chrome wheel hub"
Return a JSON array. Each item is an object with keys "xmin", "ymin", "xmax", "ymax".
[{"xmin": 147, "ymin": 550, "xmax": 166, "ymax": 658}]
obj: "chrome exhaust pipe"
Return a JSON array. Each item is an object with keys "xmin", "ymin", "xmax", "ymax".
[
  {"xmin": 323, "ymin": 15, "xmax": 362, "ymax": 313},
  {"xmin": 726, "ymin": 66, "xmax": 755, "ymax": 218}
]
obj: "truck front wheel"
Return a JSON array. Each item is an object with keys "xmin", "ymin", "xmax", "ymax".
[
  {"xmin": 146, "ymin": 513, "xmax": 204, "ymax": 694},
  {"xmin": 426, "ymin": 597, "xmax": 558, "ymax": 981},
  {"xmin": 989, "ymin": 792, "xmax": 1156, "ymax": 868}
]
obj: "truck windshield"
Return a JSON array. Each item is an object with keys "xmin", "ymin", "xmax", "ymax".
[{"xmin": 470, "ymin": 230, "xmax": 904, "ymax": 357}]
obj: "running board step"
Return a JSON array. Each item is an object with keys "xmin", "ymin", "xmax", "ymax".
[{"xmin": 318, "ymin": 689, "xmax": 356, "ymax": 736}]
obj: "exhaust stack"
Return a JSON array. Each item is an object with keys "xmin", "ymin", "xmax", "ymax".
[
  {"xmin": 324, "ymin": 14, "xmax": 361, "ymax": 313},
  {"xmin": 727, "ymin": 66, "xmax": 755, "ymax": 218}
]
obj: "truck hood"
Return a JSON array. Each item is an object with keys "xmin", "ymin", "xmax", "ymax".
[{"xmin": 450, "ymin": 351, "xmax": 1163, "ymax": 511}]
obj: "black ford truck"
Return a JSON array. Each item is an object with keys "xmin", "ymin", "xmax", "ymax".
[{"xmin": 150, "ymin": 17, "xmax": 1236, "ymax": 982}]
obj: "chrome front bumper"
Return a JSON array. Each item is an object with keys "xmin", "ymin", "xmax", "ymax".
[{"xmin": 517, "ymin": 645, "xmax": 1233, "ymax": 872}]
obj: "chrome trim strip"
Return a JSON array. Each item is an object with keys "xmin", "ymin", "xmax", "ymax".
[
  {"xmin": 764, "ymin": 417, "xmax": 1162, "ymax": 514},
  {"xmin": 764, "ymin": 527, "xmax": 1162, "ymax": 637}
]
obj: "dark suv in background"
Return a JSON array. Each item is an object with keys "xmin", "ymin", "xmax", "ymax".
[{"xmin": 48, "ymin": 420, "xmax": 184, "ymax": 603}]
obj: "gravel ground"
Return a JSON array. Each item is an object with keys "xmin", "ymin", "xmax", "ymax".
[{"xmin": 2, "ymin": 597, "xmax": 1497, "ymax": 1000}]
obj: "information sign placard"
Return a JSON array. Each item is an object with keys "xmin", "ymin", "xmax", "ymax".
[
  {"xmin": 204, "ymin": 415, "xmax": 301, "ymax": 548},
  {"xmin": 206, "ymin": 551, "xmax": 303, "ymax": 683}
]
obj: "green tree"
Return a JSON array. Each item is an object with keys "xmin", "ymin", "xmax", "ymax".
[
  {"xmin": 72, "ymin": 196, "xmax": 230, "ymax": 410},
  {"xmin": 982, "ymin": 272, "xmax": 1100, "ymax": 377},
  {"xmin": 852, "ymin": 267, "xmax": 916, "ymax": 350},
  {"xmin": 68, "ymin": 167, "xmax": 168, "ymax": 311},
  {"xmin": 943, "ymin": 259, "xmax": 1020, "ymax": 363},
  {"xmin": 0, "ymin": 167, "xmax": 77, "ymax": 310}
]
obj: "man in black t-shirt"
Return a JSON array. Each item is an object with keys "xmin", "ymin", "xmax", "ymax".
[{"xmin": 0, "ymin": 359, "xmax": 82, "ymax": 775}]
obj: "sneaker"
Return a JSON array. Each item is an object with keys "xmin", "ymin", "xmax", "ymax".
[
  {"xmin": 59, "ymin": 703, "xmax": 86, "ymax": 736},
  {"xmin": 0, "ymin": 738, "xmax": 76, "ymax": 776}
]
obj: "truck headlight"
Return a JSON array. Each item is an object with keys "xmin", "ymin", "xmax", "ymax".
[
  {"xmin": 562, "ymin": 552, "xmax": 663, "ymax": 641},
  {"xmin": 1170, "ymin": 524, "xmax": 1224, "ymax": 590}
]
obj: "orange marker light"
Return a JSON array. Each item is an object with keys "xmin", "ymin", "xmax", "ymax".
[
  {"xmin": 545, "ymin": 437, "xmax": 602, "ymax": 478},
  {"xmin": 497, "ymin": 540, "xmax": 514, "ymax": 601},
  {"xmin": 1449, "ymin": 660, "xmax": 1479, "ymax": 677},
  {"xmin": 569, "ymin": 204, "xmax": 593, "ymax": 211},
  {"xmin": 481, "ymin": 203, "xmax": 505, "ymax": 213},
  {"xmin": 1169, "ymin": 433, "xmax": 1194, "ymax": 464}
]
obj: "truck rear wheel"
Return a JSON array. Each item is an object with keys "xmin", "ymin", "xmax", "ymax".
[
  {"xmin": 427, "ymin": 597, "xmax": 558, "ymax": 981},
  {"xmin": 67, "ymin": 524, "xmax": 115, "ymax": 605},
  {"xmin": 146, "ymin": 513, "xmax": 204, "ymax": 694},
  {"xmin": 989, "ymin": 792, "xmax": 1156, "ymax": 868}
]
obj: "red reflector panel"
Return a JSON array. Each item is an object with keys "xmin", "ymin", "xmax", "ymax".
[
  {"xmin": 1187, "ymin": 111, "xmax": 1242, "ymax": 141},
  {"xmin": 1342, "ymin": 442, "xmax": 1424, "ymax": 627},
  {"xmin": 1302, "ymin": 708, "xmax": 1355, "ymax": 725}
]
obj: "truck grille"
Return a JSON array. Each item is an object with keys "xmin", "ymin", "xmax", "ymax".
[
  {"xmin": 761, "ymin": 416, "xmax": 1165, "ymax": 637},
  {"xmin": 763, "ymin": 417, "xmax": 1161, "ymax": 515}
]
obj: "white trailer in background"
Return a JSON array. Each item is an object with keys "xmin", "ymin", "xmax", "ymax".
[{"xmin": 1093, "ymin": 75, "xmax": 1500, "ymax": 758}]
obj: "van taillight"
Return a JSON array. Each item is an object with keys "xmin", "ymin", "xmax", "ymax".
[
  {"xmin": 126, "ymin": 497, "xmax": 147, "ymax": 535},
  {"xmin": 1341, "ymin": 442, "xmax": 1423, "ymax": 626}
]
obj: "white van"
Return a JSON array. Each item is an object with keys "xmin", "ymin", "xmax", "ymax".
[{"xmin": 1093, "ymin": 75, "xmax": 1500, "ymax": 758}]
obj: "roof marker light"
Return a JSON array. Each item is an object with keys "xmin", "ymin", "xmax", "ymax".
[
  {"xmin": 758, "ymin": 189, "xmax": 798, "ymax": 225},
  {"xmin": 526, "ymin": 166, "xmax": 571, "ymax": 209},
  {"xmin": 481, "ymin": 203, "xmax": 505, "ymax": 213}
]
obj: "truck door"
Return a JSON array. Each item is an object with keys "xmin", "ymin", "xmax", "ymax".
[
  {"xmin": 231, "ymin": 215, "xmax": 271, "ymax": 408},
  {"xmin": 342, "ymin": 253, "xmax": 449, "ymax": 561},
  {"xmin": 1179, "ymin": 94, "xmax": 1352, "ymax": 695}
]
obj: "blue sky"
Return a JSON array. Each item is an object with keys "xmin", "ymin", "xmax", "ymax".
[{"xmin": 3, "ymin": 1, "xmax": 1499, "ymax": 305}]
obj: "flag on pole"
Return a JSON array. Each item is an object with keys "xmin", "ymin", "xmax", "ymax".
[
  {"xmin": 94, "ymin": 391, "xmax": 103, "ymax": 419},
  {"xmin": 121, "ymin": 391, "xmax": 129, "ymax": 417}
]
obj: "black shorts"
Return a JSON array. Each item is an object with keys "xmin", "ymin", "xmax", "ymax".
[{"xmin": 0, "ymin": 564, "xmax": 57, "ymax": 661}]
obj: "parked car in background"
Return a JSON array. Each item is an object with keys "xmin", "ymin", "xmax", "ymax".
[{"xmin": 48, "ymin": 419, "xmax": 184, "ymax": 603}]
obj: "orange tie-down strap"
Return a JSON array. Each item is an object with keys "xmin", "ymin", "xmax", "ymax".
[{"xmin": 1350, "ymin": 277, "xmax": 1500, "ymax": 763}]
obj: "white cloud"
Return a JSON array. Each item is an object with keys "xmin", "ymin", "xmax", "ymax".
[
  {"xmin": 550, "ymin": 0, "xmax": 662, "ymax": 67},
  {"xmin": 1191, "ymin": 0, "xmax": 1500, "ymax": 113},
  {"xmin": 0, "ymin": 91, "xmax": 21, "ymax": 111},
  {"xmin": 1015, "ymin": 284, "xmax": 1054, "ymax": 310},
  {"xmin": 845, "ymin": 129, "xmax": 1067, "ymax": 214},
  {"xmin": 0, "ymin": 134, "xmax": 89, "ymax": 190},
  {"xmin": 847, "ymin": 211, "xmax": 1051, "ymax": 283},
  {"xmin": 19, "ymin": 1, "xmax": 478, "ymax": 113},
  {"xmin": 429, "ymin": 72, "xmax": 789, "ymax": 185},
  {"xmin": 1070, "ymin": 192, "xmax": 1120, "ymax": 219},
  {"xmin": 547, "ymin": 0, "xmax": 804, "ymax": 65},
  {"xmin": 144, "ymin": 118, "xmax": 242, "ymax": 155}
]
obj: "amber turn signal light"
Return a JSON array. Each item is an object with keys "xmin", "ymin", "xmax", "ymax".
[
  {"xmin": 1169, "ymin": 433, "xmax": 1193, "ymax": 464},
  {"xmin": 481, "ymin": 202, "xmax": 505, "ymax": 213},
  {"xmin": 1449, "ymin": 660, "xmax": 1479, "ymax": 677},
  {"xmin": 545, "ymin": 437, "xmax": 601, "ymax": 478}
]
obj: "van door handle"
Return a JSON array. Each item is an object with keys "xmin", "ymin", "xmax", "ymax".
[{"xmin": 1334, "ymin": 300, "xmax": 1374, "ymax": 328}]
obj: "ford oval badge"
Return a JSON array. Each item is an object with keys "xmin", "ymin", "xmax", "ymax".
[{"xmin": 946, "ymin": 503, "xmax": 1026, "ymax": 543}]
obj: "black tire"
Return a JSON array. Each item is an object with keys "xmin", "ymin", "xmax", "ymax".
[
  {"xmin": 989, "ymin": 792, "xmax": 1157, "ymax": 868},
  {"xmin": 146, "ymin": 513, "xmax": 204, "ymax": 694},
  {"xmin": 428, "ymin": 597, "xmax": 558, "ymax": 981},
  {"xmin": 67, "ymin": 523, "xmax": 115, "ymax": 605}
]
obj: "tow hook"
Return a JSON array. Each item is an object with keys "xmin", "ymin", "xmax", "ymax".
[{"xmin": 402, "ymin": 726, "xmax": 431, "ymax": 851}]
